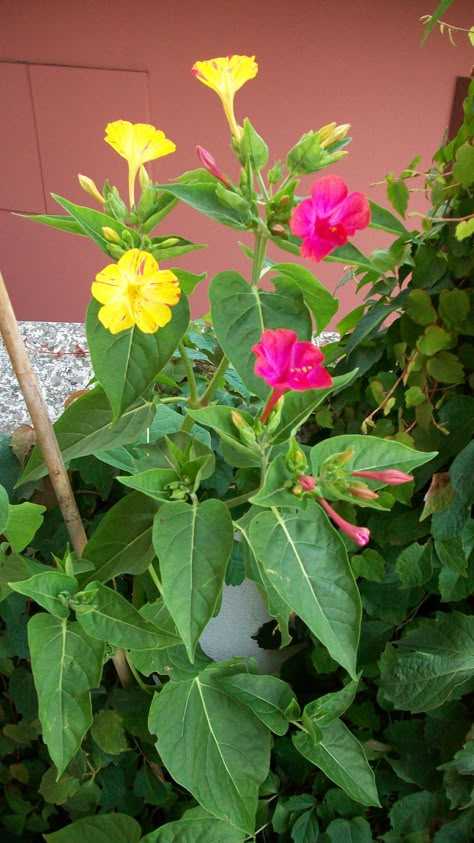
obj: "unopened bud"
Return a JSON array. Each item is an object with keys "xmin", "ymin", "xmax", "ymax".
[
  {"xmin": 139, "ymin": 165, "xmax": 151, "ymax": 192},
  {"xmin": 78, "ymin": 174, "xmax": 104, "ymax": 204},
  {"xmin": 270, "ymin": 223, "xmax": 286, "ymax": 237},
  {"xmin": 351, "ymin": 469, "xmax": 414, "ymax": 485},
  {"xmin": 347, "ymin": 484, "xmax": 379, "ymax": 500},
  {"xmin": 197, "ymin": 145, "xmax": 231, "ymax": 187},
  {"xmin": 298, "ymin": 475, "xmax": 317, "ymax": 492},
  {"xmin": 101, "ymin": 226, "xmax": 121, "ymax": 243},
  {"xmin": 157, "ymin": 237, "xmax": 180, "ymax": 248},
  {"xmin": 291, "ymin": 484, "xmax": 303, "ymax": 496},
  {"xmin": 320, "ymin": 122, "xmax": 351, "ymax": 149},
  {"xmin": 106, "ymin": 244, "xmax": 126, "ymax": 260},
  {"xmin": 231, "ymin": 411, "xmax": 258, "ymax": 447},
  {"xmin": 334, "ymin": 449, "xmax": 355, "ymax": 465}
]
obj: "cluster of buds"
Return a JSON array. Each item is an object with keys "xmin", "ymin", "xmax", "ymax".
[{"xmin": 290, "ymin": 450, "xmax": 414, "ymax": 547}]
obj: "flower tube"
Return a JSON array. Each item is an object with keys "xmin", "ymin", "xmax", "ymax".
[{"xmin": 318, "ymin": 497, "xmax": 370, "ymax": 547}]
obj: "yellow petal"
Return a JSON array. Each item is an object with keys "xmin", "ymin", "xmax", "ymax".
[
  {"xmin": 134, "ymin": 302, "xmax": 173, "ymax": 333},
  {"xmin": 105, "ymin": 121, "xmax": 176, "ymax": 169},
  {"xmin": 192, "ymin": 55, "xmax": 258, "ymax": 97},
  {"xmin": 91, "ymin": 263, "xmax": 127, "ymax": 304},
  {"xmin": 97, "ymin": 301, "xmax": 135, "ymax": 334}
]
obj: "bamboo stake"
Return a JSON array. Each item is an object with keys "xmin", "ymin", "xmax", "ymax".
[
  {"xmin": 0, "ymin": 269, "xmax": 133, "ymax": 686},
  {"xmin": 0, "ymin": 270, "xmax": 87, "ymax": 555}
]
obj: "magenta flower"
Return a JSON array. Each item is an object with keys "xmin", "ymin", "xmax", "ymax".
[
  {"xmin": 298, "ymin": 474, "xmax": 317, "ymax": 492},
  {"xmin": 290, "ymin": 174, "xmax": 370, "ymax": 262},
  {"xmin": 351, "ymin": 469, "xmax": 414, "ymax": 485},
  {"xmin": 196, "ymin": 145, "xmax": 231, "ymax": 187},
  {"xmin": 318, "ymin": 497, "xmax": 370, "ymax": 547},
  {"xmin": 252, "ymin": 328, "xmax": 333, "ymax": 422}
]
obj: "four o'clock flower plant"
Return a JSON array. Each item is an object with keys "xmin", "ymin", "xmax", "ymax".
[{"xmin": 5, "ymin": 52, "xmax": 439, "ymax": 842}]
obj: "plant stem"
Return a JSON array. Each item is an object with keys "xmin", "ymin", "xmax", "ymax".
[
  {"xmin": 224, "ymin": 488, "xmax": 260, "ymax": 509},
  {"xmin": 125, "ymin": 652, "xmax": 153, "ymax": 693},
  {"xmin": 148, "ymin": 562, "xmax": 163, "ymax": 595},
  {"xmin": 199, "ymin": 352, "xmax": 230, "ymax": 406},
  {"xmin": 251, "ymin": 230, "xmax": 268, "ymax": 287},
  {"xmin": 178, "ymin": 340, "xmax": 199, "ymax": 406},
  {"xmin": 0, "ymin": 270, "xmax": 87, "ymax": 557}
]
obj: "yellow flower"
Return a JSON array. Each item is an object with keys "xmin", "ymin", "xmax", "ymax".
[
  {"xmin": 104, "ymin": 121, "xmax": 176, "ymax": 208},
  {"xmin": 92, "ymin": 248, "xmax": 180, "ymax": 335},
  {"xmin": 192, "ymin": 55, "xmax": 258, "ymax": 140}
]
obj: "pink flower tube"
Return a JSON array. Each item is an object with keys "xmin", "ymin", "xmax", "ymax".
[
  {"xmin": 290, "ymin": 174, "xmax": 370, "ymax": 262},
  {"xmin": 252, "ymin": 328, "xmax": 333, "ymax": 422},
  {"xmin": 351, "ymin": 469, "xmax": 414, "ymax": 485},
  {"xmin": 318, "ymin": 497, "xmax": 370, "ymax": 547}
]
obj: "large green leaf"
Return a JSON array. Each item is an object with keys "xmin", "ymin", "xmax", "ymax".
[
  {"xmin": 249, "ymin": 502, "xmax": 361, "ymax": 677},
  {"xmin": 368, "ymin": 200, "xmax": 410, "ymax": 236},
  {"xmin": 75, "ymin": 581, "xmax": 170, "ymax": 649},
  {"xmin": 141, "ymin": 806, "xmax": 245, "ymax": 843},
  {"xmin": 3, "ymin": 500, "xmax": 46, "ymax": 552},
  {"xmin": 18, "ymin": 387, "xmax": 155, "ymax": 486},
  {"xmin": 51, "ymin": 193, "xmax": 140, "ymax": 254},
  {"xmin": 43, "ymin": 814, "xmax": 141, "ymax": 843},
  {"xmin": 217, "ymin": 673, "xmax": 299, "ymax": 735},
  {"xmin": 326, "ymin": 817, "xmax": 374, "ymax": 843},
  {"xmin": 81, "ymin": 491, "xmax": 158, "ymax": 585},
  {"xmin": 86, "ymin": 294, "xmax": 190, "ymax": 420},
  {"xmin": 155, "ymin": 171, "xmax": 250, "ymax": 229},
  {"xmin": 148, "ymin": 663, "xmax": 271, "ymax": 833},
  {"xmin": 293, "ymin": 718, "xmax": 380, "ymax": 807},
  {"xmin": 28, "ymin": 614, "xmax": 104, "ymax": 776},
  {"xmin": 10, "ymin": 571, "xmax": 77, "ymax": 618},
  {"xmin": 270, "ymin": 370, "xmax": 358, "ymax": 444},
  {"xmin": 271, "ymin": 262, "xmax": 339, "ymax": 332},
  {"xmin": 209, "ymin": 271, "xmax": 312, "ymax": 398},
  {"xmin": 379, "ymin": 611, "xmax": 474, "ymax": 712},
  {"xmin": 153, "ymin": 498, "xmax": 233, "ymax": 660},
  {"xmin": 311, "ymin": 434, "xmax": 437, "ymax": 484}
]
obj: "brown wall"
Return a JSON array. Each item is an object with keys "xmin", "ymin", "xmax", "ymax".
[{"xmin": 1, "ymin": 0, "xmax": 472, "ymax": 324}]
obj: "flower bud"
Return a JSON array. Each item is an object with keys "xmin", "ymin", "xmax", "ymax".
[
  {"xmin": 78, "ymin": 174, "xmax": 104, "ymax": 204},
  {"xmin": 298, "ymin": 474, "xmax": 316, "ymax": 492},
  {"xmin": 231, "ymin": 411, "xmax": 258, "ymax": 447},
  {"xmin": 320, "ymin": 122, "xmax": 351, "ymax": 149},
  {"xmin": 347, "ymin": 484, "xmax": 379, "ymax": 500},
  {"xmin": 318, "ymin": 497, "xmax": 370, "ymax": 547},
  {"xmin": 351, "ymin": 469, "xmax": 414, "ymax": 485},
  {"xmin": 139, "ymin": 165, "xmax": 151, "ymax": 192},
  {"xmin": 197, "ymin": 146, "xmax": 231, "ymax": 187},
  {"xmin": 101, "ymin": 226, "xmax": 121, "ymax": 244}
]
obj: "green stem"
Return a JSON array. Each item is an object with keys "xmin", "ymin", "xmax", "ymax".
[
  {"xmin": 224, "ymin": 487, "xmax": 261, "ymax": 510},
  {"xmin": 256, "ymin": 169, "xmax": 270, "ymax": 202},
  {"xmin": 148, "ymin": 562, "xmax": 163, "ymax": 595},
  {"xmin": 251, "ymin": 229, "xmax": 268, "ymax": 288},
  {"xmin": 125, "ymin": 653, "xmax": 153, "ymax": 694},
  {"xmin": 178, "ymin": 341, "xmax": 199, "ymax": 407},
  {"xmin": 199, "ymin": 353, "xmax": 230, "ymax": 406}
]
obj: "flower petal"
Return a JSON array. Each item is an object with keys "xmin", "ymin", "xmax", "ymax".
[
  {"xmin": 252, "ymin": 328, "xmax": 297, "ymax": 388},
  {"xmin": 311, "ymin": 174, "xmax": 348, "ymax": 216},
  {"xmin": 290, "ymin": 198, "xmax": 316, "ymax": 238},
  {"xmin": 105, "ymin": 121, "xmax": 176, "ymax": 168},
  {"xmin": 329, "ymin": 191, "xmax": 371, "ymax": 234},
  {"xmin": 192, "ymin": 55, "xmax": 258, "ymax": 97}
]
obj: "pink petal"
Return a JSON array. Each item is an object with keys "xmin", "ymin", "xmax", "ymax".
[
  {"xmin": 290, "ymin": 198, "xmax": 315, "ymax": 238},
  {"xmin": 252, "ymin": 328, "xmax": 297, "ymax": 387},
  {"xmin": 287, "ymin": 342, "xmax": 333, "ymax": 389},
  {"xmin": 301, "ymin": 230, "xmax": 346, "ymax": 262},
  {"xmin": 329, "ymin": 191, "xmax": 371, "ymax": 234},
  {"xmin": 311, "ymin": 175, "xmax": 348, "ymax": 215}
]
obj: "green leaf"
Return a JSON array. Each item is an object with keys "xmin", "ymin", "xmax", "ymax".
[
  {"xmin": 155, "ymin": 172, "xmax": 250, "ymax": 229},
  {"xmin": 90, "ymin": 710, "xmax": 128, "ymax": 755},
  {"xmin": 10, "ymin": 571, "xmax": 77, "ymax": 618},
  {"xmin": 439, "ymin": 288, "xmax": 470, "ymax": 331},
  {"xmin": 18, "ymin": 211, "xmax": 85, "ymax": 236},
  {"xmin": 140, "ymin": 806, "xmax": 245, "ymax": 843},
  {"xmin": 28, "ymin": 614, "xmax": 104, "ymax": 776},
  {"xmin": 435, "ymin": 536, "xmax": 467, "ymax": 574},
  {"xmin": 396, "ymin": 542, "xmax": 433, "ymax": 588},
  {"xmin": 148, "ymin": 663, "xmax": 271, "ymax": 834},
  {"xmin": 432, "ymin": 441, "xmax": 474, "ymax": 539},
  {"xmin": 293, "ymin": 718, "xmax": 380, "ymax": 807},
  {"xmin": 368, "ymin": 201, "xmax": 410, "ymax": 236},
  {"xmin": 209, "ymin": 271, "xmax": 312, "ymax": 398},
  {"xmin": 351, "ymin": 548, "xmax": 385, "ymax": 582},
  {"xmin": 417, "ymin": 325, "xmax": 452, "ymax": 355},
  {"xmin": 3, "ymin": 500, "xmax": 45, "ymax": 552},
  {"xmin": 118, "ymin": 468, "xmax": 180, "ymax": 501},
  {"xmin": 271, "ymin": 262, "xmax": 338, "ymax": 332},
  {"xmin": 387, "ymin": 178, "xmax": 409, "ymax": 218},
  {"xmin": 86, "ymin": 294, "xmax": 189, "ymax": 420},
  {"xmin": 240, "ymin": 118, "xmax": 268, "ymax": 170},
  {"xmin": 81, "ymin": 492, "xmax": 158, "ymax": 585},
  {"xmin": 173, "ymin": 268, "xmax": 206, "ymax": 295},
  {"xmin": 51, "ymin": 193, "xmax": 140, "ymax": 253},
  {"xmin": 453, "ymin": 143, "xmax": 474, "ymax": 187},
  {"xmin": 326, "ymin": 817, "xmax": 374, "ymax": 843},
  {"xmin": 187, "ymin": 406, "xmax": 260, "ymax": 468},
  {"xmin": 18, "ymin": 387, "xmax": 155, "ymax": 486},
  {"xmin": 217, "ymin": 673, "xmax": 299, "ymax": 735},
  {"xmin": 325, "ymin": 242, "xmax": 375, "ymax": 273},
  {"xmin": 301, "ymin": 678, "xmax": 359, "ymax": 735},
  {"xmin": 249, "ymin": 502, "xmax": 361, "ymax": 678},
  {"xmin": 405, "ymin": 289, "xmax": 437, "ymax": 326},
  {"xmin": 75, "ymin": 581, "xmax": 170, "ymax": 649},
  {"xmin": 0, "ymin": 483, "xmax": 10, "ymax": 533},
  {"xmin": 455, "ymin": 217, "xmax": 474, "ymax": 241},
  {"xmin": 380, "ymin": 611, "xmax": 474, "ymax": 712},
  {"xmin": 271, "ymin": 371, "xmax": 358, "ymax": 445},
  {"xmin": 153, "ymin": 498, "xmax": 233, "ymax": 660},
  {"xmin": 43, "ymin": 814, "xmax": 141, "ymax": 843}
]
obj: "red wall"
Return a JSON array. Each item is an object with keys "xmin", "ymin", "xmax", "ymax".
[{"xmin": 0, "ymin": 0, "xmax": 472, "ymax": 324}]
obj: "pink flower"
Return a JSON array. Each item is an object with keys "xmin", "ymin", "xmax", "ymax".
[
  {"xmin": 318, "ymin": 497, "xmax": 370, "ymax": 547},
  {"xmin": 196, "ymin": 146, "xmax": 231, "ymax": 187},
  {"xmin": 252, "ymin": 328, "xmax": 333, "ymax": 422},
  {"xmin": 351, "ymin": 469, "xmax": 414, "ymax": 485},
  {"xmin": 290, "ymin": 174, "xmax": 370, "ymax": 262}
]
